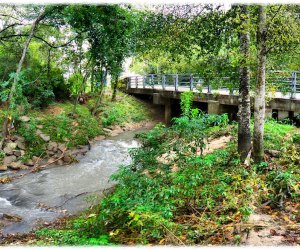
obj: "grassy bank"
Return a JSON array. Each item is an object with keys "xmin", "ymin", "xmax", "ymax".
[
  {"xmin": 0, "ymin": 91, "xmax": 151, "ymax": 166},
  {"xmin": 4, "ymin": 114, "xmax": 299, "ymax": 246}
]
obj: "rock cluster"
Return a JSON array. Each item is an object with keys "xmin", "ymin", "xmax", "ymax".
[
  {"xmin": 0, "ymin": 116, "xmax": 74, "ymax": 172},
  {"xmin": 1, "ymin": 135, "xmax": 27, "ymax": 171}
]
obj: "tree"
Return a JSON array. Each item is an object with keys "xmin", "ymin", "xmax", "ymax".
[
  {"xmin": 238, "ymin": 5, "xmax": 252, "ymax": 162},
  {"xmin": 1, "ymin": 9, "xmax": 47, "ymax": 147}
]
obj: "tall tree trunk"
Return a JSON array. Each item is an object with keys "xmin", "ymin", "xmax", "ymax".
[
  {"xmin": 92, "ymin": 68, "xmax": 107, "ymax": 116},
  {"xmin": 238, "ymin": 5, "xmax": 252, "ymax": 162},
  {"xmin": 253, "ymin": 5, "xmax": 267, "ymax": 163},
  {"xmin": 47, "ymin": 47, "xmax": 51, "ymax": 83},
  {"xmin": 91, "ymin": 63, "xmax": 95, "ymax": 93},
  {"xmin": 1, "ymin": 11, "xmax": 45, "ymax": 148},
  {"xmin": 111, "ymin": 76, "xmax": 118, "ymax": 101}
]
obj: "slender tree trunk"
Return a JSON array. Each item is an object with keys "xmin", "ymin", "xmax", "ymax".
[
  {"xmin": 91, "ymin": 63, "xmax": 95, "ymax": 93},
  {"xmin": 112, "ymin": 76, "xmax": 118, "ymax": 101},
  {"xmin": 238, "ymin": 5, "xmax": 252, "ymax": 162},
  {"xmin": 47, "ymin": 47, "xmax": 51, "ymax": 83},
  {"xmin": 253, "ymin": 5, "xmax": 267, "ymax": 163},
  {"xmin": 92, "ymin": 68, "xmax": 107, "ymax": 116},
  {"xmin": 1, "ymin": 11, "xmax": 45, "ymax": 148}
]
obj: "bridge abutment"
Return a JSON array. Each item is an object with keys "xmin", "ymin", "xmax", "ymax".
[{"xmin": 207, "ymin": 100, "xmax": 220, "ymax": 114}]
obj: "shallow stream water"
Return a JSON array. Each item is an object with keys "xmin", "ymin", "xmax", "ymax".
[{"xmin": 0, "ymin": 126, "xmax": 151, "ymax": 237}]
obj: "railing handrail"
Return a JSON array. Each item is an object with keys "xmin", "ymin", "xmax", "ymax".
[{"xmin": 124, "ymin": 72, "xmax": 299, "ymax": 97}]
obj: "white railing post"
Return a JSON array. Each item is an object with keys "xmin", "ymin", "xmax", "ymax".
[
  {"xmin": 143, "ymin": 76, "xmax": 146, "ymax": 88},
  {"xmin": 190, "ymin": 74, "xmax": 194, "ymax": 91},
  {"xmin": 126, "ymin": 77, "xmax": 130, "ymax": 90},
  {"xmin": 162, "ymin": 75, "xmax": 166, "ymax": 90},
  {"xmin": 135, "ymin": 76, "xmax": 138, "ymax": 88},
  {"xmin": 208, "ymin": 84, "xmax": 212, "ymax": 94},
  {"xmin": 151, "ymin": 74, "xmax": 154, "ymax": 89},
  {"xmin": 291, "ymin": 72, "xmax": 296, "ymax": 99},
  {"xmin": 175, "ymin": 74, "xmax": 178, "ymax": 92}
]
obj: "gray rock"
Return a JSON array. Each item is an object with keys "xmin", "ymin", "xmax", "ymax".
[
  {"xmin": 3, "ymin": 155, "xmax": 17, "ymax": 165},
  {"xmin": 103, "ymin": 128, "xmax": 112, "ymax": 133},
  {"xmin": 0, "ymin": 165, "xmax": 7, "ymax": 171},
  {"xmin": 57, "ymin": 159, "xmax": 64, "ymax": 166},
  {"xmin": 7, "ymin": 142, "xmax": 17, "ymax": 150},
  {"xmin": 47, "ymin": 158, "xmax": 56, "ymax": 164},
  {"xmin": 24, "ymin": 159, "xmax": 34, "ymax": 166},
  {"xmin": 36, "ymin": 129, "xmax": 42, "ymax": 136},
  {"xmin": 3, "ymin": 146, "xmax": 13, "ymax": 155},
  {"xmin": 8, "ymin": 161, "xmax": 21, "ymax": 170},
  {"xmin": 16, "ymin": 140, "xmax": 26, "ymax": 150},
  {"xmin": 47, "ymin": 141, "xmax": 58, "ymax": 152},
  {"xmin": 13, "ymin": 150, "xmax": 21, "ymax": 157},
  {"xmin": 39, "ymin": 133, "xmax": 50, "ymax": 142},
  {"xmin": 62, "ymin": 154, "xmax": 72, "ymax": 163},
  {"xmin": 20, "ymin": 116, "xmax": 30, "ymax": 122},
  {"xmin": 47, "ymin": 150, "xmax": 56, "ymax": 157},
  {"xmin": 266, "ymin": 149, "xmax": 280, "ymax": 157},
  {"xmin": 58, "ymin": 143, "xmax": 67, "ymax": 152},
  {"xmin": 11, "ymin": 135, "xmax": 25, "ymax": 142}
]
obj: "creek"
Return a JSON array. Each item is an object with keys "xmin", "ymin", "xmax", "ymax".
[{"xmin": 0, "ymin": 126, "xmax": 152, "ymax": 238}]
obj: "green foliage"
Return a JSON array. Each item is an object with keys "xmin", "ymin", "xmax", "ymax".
[
  {"xmin": 180, "ymin": 91, "xmax": 194, "ymax": 117},
  {"xmin": 98, "ymin": 92, "xmax": 150, "ymax": 127},
  {"xmin": 75, "ymin": 113, "xmax": 257, "ymax": 245},
  {"xmin": 264, "ymin": 119, "xmax": 296, "ymax": 150},
  {"xmin": 39, "ymin": 103, "xmax": 102, "ymax": 148},
  {"xmin": 35, "ymin": 228, "xmax": 111, "ymax": 246},
  {"xmin": 292, "ymin": 133, "xmax": 300, "ymax": 144}
]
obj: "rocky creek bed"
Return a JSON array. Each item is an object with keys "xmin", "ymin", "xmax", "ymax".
[{"xmin": 0, "ymin": 121, "xmax": 156, "ymax": 241}]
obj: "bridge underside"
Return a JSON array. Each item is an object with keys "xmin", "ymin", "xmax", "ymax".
[{"xmin": 126, "ymin": 88, "xmax": 300, "ymax": 124}]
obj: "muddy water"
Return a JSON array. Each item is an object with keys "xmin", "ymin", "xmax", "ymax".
[{"xmin": 0, "ymin": 126, "xmax": 152, "ymax": 237}]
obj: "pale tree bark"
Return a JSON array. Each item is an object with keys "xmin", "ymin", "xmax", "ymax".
[
  {"xmin": 238, "ymin": 5, "xmax": 252, "ymax": 162},
  {"xmin": 253, "ymin": 5, "xmax": 267, "ymax": 163},
  {"xmin": 1, "ymin": 11, "xmax": 46, "ymax": 148}
]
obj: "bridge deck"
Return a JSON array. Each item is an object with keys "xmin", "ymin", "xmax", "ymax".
[{"xmin": 132, "ymin": 85, "xmax": 300, "ymax": 100}]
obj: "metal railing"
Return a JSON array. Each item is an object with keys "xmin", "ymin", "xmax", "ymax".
[{"xmin": 124, "ymin": 72, "xmax": 300, "ymax": 98}]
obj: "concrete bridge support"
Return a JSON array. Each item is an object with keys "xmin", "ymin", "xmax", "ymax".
[
  {"xmin": 164, "ymin": 99, "xmax": 172, "ymax": 124},
  {"xmin": 265, "ymin": 108, "xmax": 273, "ymax": 119},
  {"xmin": 278, "ymin": 110, "xmax": 290, "ymax": 120},
  {"xmin": 207, "ymin": 100, "xmax": 220, "ymax": 114}
]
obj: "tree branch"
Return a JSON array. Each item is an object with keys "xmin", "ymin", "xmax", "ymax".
[
  {"xmin": 0, "ymin": 22, "xmax": 21, "ymax": 34},
  {"xmin": 0, "ymin": 33, "xmax": 78, "ymax": 48}
]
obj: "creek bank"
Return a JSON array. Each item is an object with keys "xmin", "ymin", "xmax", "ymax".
[{"xmin": 0, "ymin": 119, "xmax": 157, "ymax": 178}]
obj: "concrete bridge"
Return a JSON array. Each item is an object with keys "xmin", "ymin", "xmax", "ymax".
[{"xmin": 122, "ymin": 73, "xmax": 300, "ymax": 123}]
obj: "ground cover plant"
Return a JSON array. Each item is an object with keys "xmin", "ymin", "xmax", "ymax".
[{"xmin": 21, "ymin": 93, "xmax": 299, "ymax": 246}]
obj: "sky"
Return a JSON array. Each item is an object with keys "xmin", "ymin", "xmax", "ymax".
[{"xmin": 0, "ymin": 0, "xmax": 300, "ymax": 4}]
